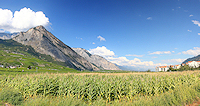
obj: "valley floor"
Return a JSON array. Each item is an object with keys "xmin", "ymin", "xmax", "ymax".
[{"xmin": 0, "ymin": 70, "xmax": 199, "ymax": 106}]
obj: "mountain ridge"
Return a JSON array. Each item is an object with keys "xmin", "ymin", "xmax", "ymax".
[
  {"xmin": 0, "ymin": 39, "xmax": 73, "ymax": 70},
  {"xmin": 0, "ymin": 33, "xmax": 19, "ymax": 40},
  {"xmin": 0, "ymin": 25, "xmax": 121, "ymax": 71},
  {"xmin": 72, "ymin": 48, "xmax": 121, "ymax": 70},
  {"xmin": 12, "ymin": 26, "xmax": 99, "ymax": 71},
  {"xmin": 182, "ymin": 54, "xmax": 200, "ymax": 64}
]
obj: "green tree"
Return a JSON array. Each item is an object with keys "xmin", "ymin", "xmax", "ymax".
[
  {"xmin": 167, "ymin": 67, "xmax": 173, "ymax": 72},
  {"xmin": 146, "ymin": 69, "xmax": 151, "ymax": 72},
  {"xmin": 178, "ymin": 65, "xmax": 190, "ymax": 71},
  {"xmin": 28, "ymin": 65, "xmax": 31, "ymax": 69}
]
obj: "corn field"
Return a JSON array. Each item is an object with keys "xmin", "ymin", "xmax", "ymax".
[{"xmin": 0, "ymin": 72, "xmax": 200, "ymax": 103}]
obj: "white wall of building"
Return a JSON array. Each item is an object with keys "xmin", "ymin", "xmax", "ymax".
[{"xmin": 188, "ymin": 61, "xmax": 200, "ymax": 68}]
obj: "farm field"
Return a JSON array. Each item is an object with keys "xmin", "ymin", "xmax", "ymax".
[{"xmin": 0, "ymin": 70, "xmax": 200, "ymax": 106}]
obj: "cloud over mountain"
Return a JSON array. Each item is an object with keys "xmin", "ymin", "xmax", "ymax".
[
  {"xmin": 107, "ymin": 56, "xmax": 167, "ymax": 70},
  {"xmin": 0, "ymin": 7, "xmax": 49, "ymax": 33},
  {"xmin": 89, "ymin": 46, "xmax": 166, "ymax": 70},
  {"xmin": 88, "ymin": 46, "xmax": 115, "ymax": 57},
  {"xmin": 182, "ymin": 47, "xmax": 200, "ymax": 56}
]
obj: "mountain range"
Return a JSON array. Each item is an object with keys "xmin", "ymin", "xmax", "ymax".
[
  {"xmin": 0, "ymin": 33, "xmax": 18, "ymax": 40},
  {"xmin": 182, "ymin": 55, "xmax": 200, "ymax": 64},
  {"xmin": 1, "ymin": 26, "xmax": 199, "ymax": 71},
  {"xmin": 0, "ymin": 26, "xmax": 120, "ymax": 71},
  {"xmin": 72, "ymin": 48, "xmax": 120, "ymax": 70}
]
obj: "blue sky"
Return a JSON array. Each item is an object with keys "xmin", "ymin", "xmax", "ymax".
[{"xmin": 1, "ymin": 0, "xmax": 200, "ymax": 71}]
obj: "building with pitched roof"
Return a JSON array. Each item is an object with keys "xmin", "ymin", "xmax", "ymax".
[
  {"xmin": 187, "ymin": 61, "xmax": 200, "ymax": 68},
  {"xmin": 155, "ymin": 65, "xmax": 181, "ymax": 72},
  {"xmin": 156, "ymin": 61, "xmax": 200, "ymax": 72},
  {"xmin": 155, "ymin": 66, "xmax": 169, "ymax": 72}
]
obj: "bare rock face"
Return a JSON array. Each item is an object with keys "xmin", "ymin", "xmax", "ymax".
[
  {"xmin": 12, "ymin": 26, "xmax": 99, "ymax": 71},
  {"xmin": 73, "ymin": 48, "xmax": 121, "ymax": 70}
]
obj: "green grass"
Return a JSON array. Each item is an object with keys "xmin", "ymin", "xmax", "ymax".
[
  {"xmin": 0, "ymin": 49, "xmax": 62, "ymax": 68},
  {"xmin": 0, "ymin": 68, "xmax": 79, "ymax": 75},
  {"xmin": 0, "ymin": 71, "xmax": 199, "ymax": 105}
]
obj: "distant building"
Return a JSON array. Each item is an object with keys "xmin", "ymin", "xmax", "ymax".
[
  {"xmin": 176, "ymin": 65, "xmax": 181, "ymax": 69},
  {"xmin": 156, "ymin": 64, "xmax": 181, "ymax": 72},
  {"xmin": 0, "ymin": 65, "xmax": 3, "ymax": 68},
  {"xmin": 181, "ymin": 63, "xmax": 186, "ymax": 66},
  {"xmin": 187, "ymin": 61, "xmax": 200, "ymax": 68},
  {"xmin": 155, "ymin": 66, "xmax": 169, "ymax": 72},
  {"xmin": 156, "ymin": 61, "xmax": 200, "ymax": 72},
  {"xmin": 170, "ymin": 65, "xmax": 181, "ymax": 69},
  {"xmin": 10, "ymin": 66, "xmax": 17, "ymax": 69}
]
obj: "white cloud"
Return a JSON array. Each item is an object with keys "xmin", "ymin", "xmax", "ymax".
[
  {"xmin": 89, "ymin": 46, "xmax": 166, "ymax": 70},
  {"xmin": 97, "ymin": 35, "xmax": 106, "ymax": 41},
  {"xmin": 0, "ymin": 8, "xmax": 12, "ymax": 27},
  {"xmin": 192, "ymin": 20, "xmax": 200, "ymax": 27},
  {"xmin": 149, "ymin": 51, "xmax": 171, "ymax": 55},
  {"xmin": 0, "ymin": 7, "xmax": 49, "ymax": 33},
  {"xmin": 88, "ymin": 46, "xmax": 115, "ymax": 57},
  {"xmin": 162, "ymin": 59, "xmax": 186, "ymax": 63},
  {"xmin": 107, "ymin": 56, "xmax": 129, "ymax": 66},
  {"xmin": 92, "ymin": 42, "xmax": 95, "ymax": 44},
  {"xmin": 182, "ymin": 47, "xmax": 200, "ymax": 56},
  {"xmin": 147, "ymin": 17, "xmax": 152, "ymax": 20},
  {"xmin": 198, "ymin": 33, "xmax": 200, "ymax": 35},
  {"xmin": 189, "ymin": 14, "xmax": 193, "ymax": 17},
  {"xmin": 108, "ymin": 56, "xmax": 167, "ymax": 69},
  {"xmin": 125, "ymin": 54, "xmax": 144, "ymax": 57},
  {"xmin": 187, "ymin": 29, "xmax": 192, "ymax": 32}
]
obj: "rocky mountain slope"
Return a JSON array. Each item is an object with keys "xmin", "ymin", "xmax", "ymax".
[
  {"xmin": 72, "ymin": 48, "xmax": 120, "ymax": 70},
  {"xmin": 12, "ymin": 26, "xmax": 99, "ymax": 71}
]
